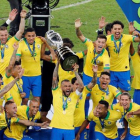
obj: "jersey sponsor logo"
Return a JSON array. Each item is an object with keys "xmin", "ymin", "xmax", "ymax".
[
  {"xmin": 108, "ymin": 121, "xmax": 111, "ymax": 124},
  {"xmin": 68, "ymin": 97, "xmax": 71, "ymax": 101},
  {"xmin": 37, "ymin": 44, "xmax": 41, "ymax": 49},
  {"xmin": 5, "ymin": 44, "xmax": 8, "ymax": 48}
]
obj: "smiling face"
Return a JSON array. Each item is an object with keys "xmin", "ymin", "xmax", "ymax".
[
  {"xmin": 6, "ymin": 103, "xmax": 17, "ymax": 117},
  {"xmin": 99, "ymin": 74, "xmax": 110, "ymax": 89},
  {"xmin": 95, "ymin": 38, "xmax": 106, "ymax": 53},
  {"xmin": 112, "ymin": 24, "xmax": 123, "ymax": 40},
  {"xmin": 29, "ymin": 100, "xmax": 40, "ymax": 116},
  {"xmin": 0, "ymin": 30, "xmax": 9, "ymax": 44},
  {"xmin": 120, "ymin": 95, "xmax": 131, "ymax": 110},
  {"xmin": 25, "ymin": 31, "xmax": 36, "ymax": 45},
  {"xmin": 61, "ymin": 81, "xmax": 72, "ymax": 97}
]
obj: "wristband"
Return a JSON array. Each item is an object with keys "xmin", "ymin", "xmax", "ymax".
[{"xmin": 6, "ymin": 19, "xmax": 12, "ymax": 25}]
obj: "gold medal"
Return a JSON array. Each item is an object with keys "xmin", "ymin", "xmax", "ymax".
[
  {"xmin": 63, "ymin": 110, "xmax": 66, "ymax": 114},
  {"xmin": 102, "ymin": 128, "xmax": 105, "ymax": 132},
  {"xmin": 0, "ymin": 59, "xmax": 4, "ymax": 63}
]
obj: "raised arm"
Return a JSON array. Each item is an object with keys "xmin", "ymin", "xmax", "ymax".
[
  {"xmin": 1, "ymin": 9, "xmax": 18, "ymax": 27},
  {"xmin": 87, "ymin": 65, "xmax": 98, "ymax": 89},
  {"xmin": 75, "ymin": 18, "xmax": 86, "ymax": 42},
  {"xmin": 0, "ymin": 69, "xmax": 24, "ymax": 97},
  {"xmin": 15, "ymin": 10, "xmax": 26, "ymax": 40},
  {"xmin": 73, "ymin": 64, "xmax": 84, "ymax": 92},
  {"xmin": 6, "ymin": 43, "xmax": 19, "ymax": 77},
  {"xmin": 52, "ymin": 62, "xmax": 59, "ymax": 89},
  {"xmin": 38, "ymin": 36, "xmax": 56, "ymax": 62}
]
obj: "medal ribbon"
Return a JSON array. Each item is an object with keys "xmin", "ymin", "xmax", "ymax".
[
  {"xmin": 119, "ymin": 109, "xmax": 128, "ymax": 123},
  {"xmin": 0, "ymin": 42, "xmax": 5, "ymax": 60},
  {"xmin": 99, "ymin": 118, "xmax": 105, "ymax": 130},
  {"xmin": 5, "ymin": 113, "xmax": 11, "ymax": 132},
  {"xmin": 16, "ymin": 82, "xmax": 23, "ymax": 93},
  {"xmin": 93, "ymin": 49, "xmax": 102, "ymax": 64},
  {"xmin": 24, "ymin": 38, "xmax": 36, "ymax": 58},
  {"xmin": 62, "ymin": 96, "xmax": 68, "ymax": 111},
  {"xmin": 113, "ymin": 35, "xmax": 123, "ymax": 54},
  {"xmin": 98, "ymin": 84, "xmax": 109, "ymax": 96}
]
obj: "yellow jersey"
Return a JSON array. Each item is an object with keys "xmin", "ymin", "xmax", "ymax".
[
  {"xmin": 3, "ymin": 74, "xmax": 23, "ymax": 106},
  {"xmin": 4, "ymin": 105, "xmax": 41, "ymax": 140},
  {"xmin": 0, "ymin": 36, "xmax": 19, "ymax": 76},
  {"xmin": 111, "ymin": 102, "xmax": 140, "ymax": 136},
  {"xmin": 131, "ymin": 52, "xmax": 140, "ymax": 89},
  {"xmin": 50, "ymin": 87, "xmax": 80, "ymax": 129},
  {"xmin": 88, "ymin": 110, "xmax": 122, "ymax": 139},
  {"xmin": 106, "ymin": 34, "xmax": 135, "ymax": 71},
  {"xmin": 83, "ymin": 38, "xmax": 110, "ymax": 77},
  {"xmin": 0, "ymin": 111, "xmax": 19, "ymax": 131},
  {"xmin": 90, "ymin": 84, "xmax": 121, "ymax": 110},
  {"xmin": 53, "ymin": 51, "xmax": 85, "ymax": 86},
  {"xmin": 74, "ymin": 86, "xmax": 91, "ymax": 127},
  {"xmin": 16, "ymin": 37, "xmax": 43, "ymax": 76}
]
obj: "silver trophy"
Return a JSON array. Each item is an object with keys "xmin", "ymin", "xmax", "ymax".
[{"xmin": 45, "ymin": 30, "xmax": 79, "ymax": 71}]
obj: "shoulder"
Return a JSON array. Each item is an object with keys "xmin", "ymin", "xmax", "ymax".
[{"xmin": 109, "ymin": 109, "xmax": 121, "ymax": 118}]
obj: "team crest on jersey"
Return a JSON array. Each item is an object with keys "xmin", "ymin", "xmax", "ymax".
[
  {"xmin": 5, "ymin": 44, "xmax": 8, "ymax": 48},
  {"xmin": 37, "ymin": 44, "xmax": 41, "ymax": 49},
  {"xmin": 108, "ymin": 121, "xmax": 111, "ymax": 124},
  {"xmin": 68, "ymin": 97, "xmax": 71, "ymax": 101}
]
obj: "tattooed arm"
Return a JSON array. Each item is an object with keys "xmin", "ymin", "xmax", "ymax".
[
  {"xmin": 75, "ymin": 18, "xmax": 86, "ymax": 42},
  {"xmin": 87, "ymin": 65, "xmax": 98, "ymax": 89},
  {"xmin": 52, "ymin": 62, "xmax": 59, "ymax": 89},
  {"xmin": 6, "ymin": 43, "xmax": 19, "ymax": 77}
]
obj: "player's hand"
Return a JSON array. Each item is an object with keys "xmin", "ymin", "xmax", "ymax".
[
  {"xmin": 129, "ymin": 22, "xmax": 135, "ymax": 35},
  {"xmin": 17, "ymin": 69, "xmax": 24, "ymax": 79},
  {"xmin": 13, "ymin": 43, "xmax": 19, "ymax": 50},
  {"xmin": 40, "ymin": 121, "xmax": 50, "ymax": 128},
  {"xmin": 75, "ymin": 18, "xmax": 82, "ymax": 29},
  {"xmin": 9, "ymin": 9, "xmax": 18, "ymax": 21},
  {"xmin": 20, "ymin": 10, "xmax": 27, "ymax": 18},
  {"xmin": 99, "ymin": 16, "xmax": 108, "ymax": 29},
  {"xmin": 120, "ymin": 131, "xmax": 127, "ymax": 140},
  {"xmin": 92, "ymin": 65, "xmax": 98, "ymax": 73},
  {"xmin": 133, "ymin": 30, "xmax": 140, "ymax": 37},
  {"xmin": 20, "ymin": 92, "xmax": 26, "ymax": 98},
  {"xmin": 127, "ymin": 112, "xmax": 133, "ymax": 119},
  {"xmin": 72, "ymin": 63, "xmax": 79, "ymax": 72},
  {"xmin": 75, "ymin": 133, "xmax": 80, "ymax": 140}
]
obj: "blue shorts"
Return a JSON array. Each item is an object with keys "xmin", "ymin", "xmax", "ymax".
[
  {"xmin": 110, "ymin": 71, "xmax": 131, "ymax": 91},
  {"xmin": 22, "ymin": 75, "xmax": 42, "ymax": 98},
  {"xmin": 75, "ymin": 127, "xmax": 88, "ymax": 140},
  {"xmin": 0, "ymin": 129, "xmax": 4, "ymax": 140},
  {"xmin": 51, "ymin": 128, "xmax": 75, "ymax": 140},
  {"xmin": 133, "ymin": 89, "xmax": 140, "ymax": 105},
  {"xmin": 88, "ymin": 121, "xmax": 96, "ymax": 140},
  {"xmin": 128, "ymin": 133, "xmax": 140, "ymax": 140},
  {"xmin": 3, "ymin": 134, "xmax": 33, "ymax": 140},
  {"xmin": 94, "ymin": 131, "xmax": 119, "ymax": 140},
  {"xmin": 83, "ymin": 73, "xmax": 100, "ymax": 97}
]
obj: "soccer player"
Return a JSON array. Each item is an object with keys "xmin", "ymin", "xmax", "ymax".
[
  {"xmin": 76, "ymin": 100, "xmax": 122, "ymax": 140},
  {"xmin": 3, "ymin": 99, "xmax": 49, "ymax": 140},
  {"xmin": 16, "ymin": 28, "xmax": 56, "ymax": 105},
  {"xmin": 111, "ymin": 92, "xmax": 140, "ymax": 140},
  {"xmin": 0, "ymin": 10, "xmax": 26, "ymax": 76},
  {"xmin": 50, "ymin": 63, "xmax": 85, "ymax": 140},
  {"xmin": 75, "ymin": 18, "xmax": 110, "ymax": 117},
  {"xmin": 106, "ymin": 20, "xmax": 140, "ymax": 92},
  {"xmin": 129, "ymin": 42, "xmax": 140, "ymax": 105},
  {"xmin": 73, "ymin": 65, "xmax": 98, "ymax": 140},
  {"xmin": 3, "ymin": 43, "xmax": 25, "ymax": 106}
]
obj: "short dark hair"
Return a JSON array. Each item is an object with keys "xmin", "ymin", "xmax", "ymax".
[
  {"xmin": 71, "ymin": 74, "xmax": 82, "ymax": 84},
  {"xmin": 99, "ymin": 100, "xmax": 109, "ymax": 109},
  {"xmin": 63, "ymin": 38, "xmax": 74, "ymax": 48},
  {"xmin": 0, "ymin": 26, "xmax": 7, "ymax": 31},
  {"xmin": 105, "ymin": 23, "xmax": 112, "ymax": 35},
  {"xmin": 96, "ymin": 34, "xmax": 107, "ymax": 41},
  {"xmin": 0, "ymin": 74, "xmax": 2, "ymax": 79},
  {"xmin": 111, "ymin": 20, "xmax": 124, "ymax": 29},
  {"xmin": 100, "ymin": 71, "xmax": 110, "ymax": 77},
  {"xmin": 61, "ymin": 79, "xmax": 70, "ymax": 85},
  {"xmin": 120, "ymin": 92, "xmax": 131, "ymax": 100},
  {"xmin": 14, "ymin": 61, "xmax": 21, "ymax": 67},
  {"xmin": 24, "ymin": 27, "xmax": 36, "ymax": 35},
  {"xmin": 4, "ymin": 101, "xmax": 15, "ymax": 110}
]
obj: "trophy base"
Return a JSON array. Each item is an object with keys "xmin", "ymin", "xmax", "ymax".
[{"xmin": 60, "ymin": 55, "xmax": 79, "ymax": 71}]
